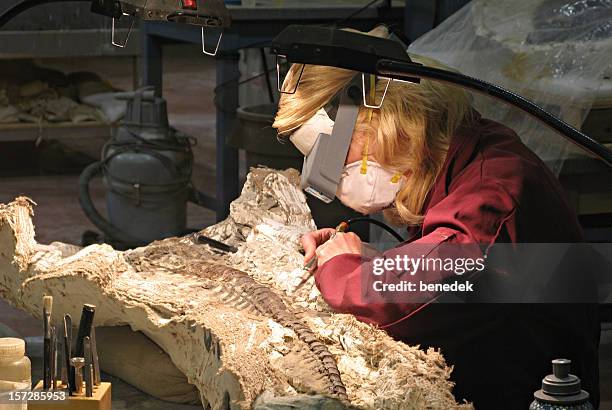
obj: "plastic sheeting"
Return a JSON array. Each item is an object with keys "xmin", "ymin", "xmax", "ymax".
[{"xmin": 408, "ymin": 0, "xmax": 612, "ymax": 174}]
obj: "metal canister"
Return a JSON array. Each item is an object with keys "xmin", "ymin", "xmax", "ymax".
[
  {"xmin": 102, "ymin": 88, "xmax": 193, "ymax": 245},
  {"xmin": 530, "ymin": 359, "xmax": 593, "ymax": 410},
  {"xmin": 79, "ymin": 86, "xmax": 194, "ymax": 248}
]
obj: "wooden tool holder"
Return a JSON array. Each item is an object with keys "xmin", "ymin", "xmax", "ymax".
[{"xmin": 28, "ymin": 380, "xmax": 111, "ymax": 410}]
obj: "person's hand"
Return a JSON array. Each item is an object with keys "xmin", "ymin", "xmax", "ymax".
[
  {"xmin": 316, "ymin": 232, "xmax": 362, "ymax": 266},
  {"xmin": 300, "ymin": 228, "xmax": 336, "ymax": 271},
  {"xmin": 300, "ymin": 228, "xmax": 362, "ymax": 272}
]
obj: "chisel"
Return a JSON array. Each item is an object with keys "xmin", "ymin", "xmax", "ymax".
[
  {"xmin": 59, "ymin": 336, "xmax": 67, "ymax": 386},
  {"xmin": 51, "ymin": 325, "xmax": 57, "ymax": 389},
  {"xmin": 63, "ymin": 314, "xmax": 72, "ymax": 393},
  {"xmin": 90, "ymin": 327, "xmax": 101, "ymax": 386},
  {"xmin": 83, "ymin": 336, "xmax": 93, "ymax": 397},
  {"xmin": 195, "ymin": 234, "xmax": 238, "ymax": 253},
  {"xmin": 70, "ymin": 304, "xmax": 95, "ymax": 393},
  {"xmin": 42, "ymin": 296, "xmax": 53, "ymax": 390}
]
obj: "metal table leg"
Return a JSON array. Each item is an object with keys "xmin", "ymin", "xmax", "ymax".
[
  {"xmin": 141, "ymin": 22, "xmax": 163, "ymax": 91},
  {"xmin": 215, "ymin": 34, "xmax": 240, "ymax": 221}
]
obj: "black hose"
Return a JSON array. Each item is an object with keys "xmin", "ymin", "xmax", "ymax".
[
  {"xmin": 347, "ymin": 216, "xmax": 404, "ymax": 242},
  {"xmin": 377, "ymin": 59, "xmax": 612, "ymax": 168},
  {"xmin": 0, "ymin": 0, "xmax": 90, "ymax": 29},
  {"xmin": 78, "ymin": 161, "xmax": 142, "ymax": 246}
]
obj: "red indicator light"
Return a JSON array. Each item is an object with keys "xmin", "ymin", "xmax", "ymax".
[{"xmin": 182, "ymin": 0, "xmax": 197, "ymax": 10}]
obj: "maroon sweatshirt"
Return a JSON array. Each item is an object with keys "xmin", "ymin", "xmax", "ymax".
[{"xmin": 315, "ymin": 113, "xmax": 600, "ymax": 409}]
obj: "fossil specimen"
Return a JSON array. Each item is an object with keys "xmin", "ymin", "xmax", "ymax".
[{"xmin": 0, "ymin": 168, "xmax": 471, "ymax": 409}]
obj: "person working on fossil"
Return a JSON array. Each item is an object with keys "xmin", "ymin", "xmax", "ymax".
[{"xmin": 272, "ymin": 26, "xmax": 600, "ymax": 410}]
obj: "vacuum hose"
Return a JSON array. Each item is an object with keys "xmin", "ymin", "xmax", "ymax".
[
  {"xmin": 78, "ymin": 161, "xmax": 142, "ymax": 246},
  {"xmin": 346, "ymin": 216, "xmax": 405, "ymax": 242}
]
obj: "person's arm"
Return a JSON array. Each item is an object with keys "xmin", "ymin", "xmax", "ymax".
[{"xmin": 314, "ymin": 179, "xmax": 517, "ymax": 327}]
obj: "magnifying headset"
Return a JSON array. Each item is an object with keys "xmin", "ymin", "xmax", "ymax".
[
  {"xmin": 298, "ymin": 75, "xmax": 365, "ymax": 203},
  {"xmin": 271, "ymin": 25, "xmax": 612, "ymax": 206}
]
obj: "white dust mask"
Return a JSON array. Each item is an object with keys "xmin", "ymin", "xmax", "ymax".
[
  {"xmin": 336, "ymin": 161, "xmax": 404, "ymax": 214},
  {"xmin": 289, "ymin": 108, "xmax": 334, "ymax": 155}
]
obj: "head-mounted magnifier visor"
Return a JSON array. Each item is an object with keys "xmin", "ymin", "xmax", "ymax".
[
  {"xmin": 300, "ymin": 78, "xmax": 360, "ymax": 203},
  {"xmin": 297, "ymin": 75, "xmax": 387, "ymax": 203},
  {"xmin": 285, "ymin": 69, "xmax": 393, "ymax": 202}
]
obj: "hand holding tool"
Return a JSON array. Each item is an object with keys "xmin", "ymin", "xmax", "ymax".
[{"xmin": 295, "ymin": 221, "xmax": 348, "ymax": 291}]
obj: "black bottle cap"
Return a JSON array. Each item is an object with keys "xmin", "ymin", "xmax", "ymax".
[
  {"xmin": 543, "ymin": 359, "xmax": 580, "ymax": 395},
  {"xmin": 534, "ymin": 359, "xmax": 590, "ymax": 405}
]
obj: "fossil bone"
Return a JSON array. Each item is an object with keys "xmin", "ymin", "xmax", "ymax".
[{"xmin": 0, "ymin": 168, "xmax": 471, "ymax": 409}]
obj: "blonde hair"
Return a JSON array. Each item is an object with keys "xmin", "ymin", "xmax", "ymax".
[{"xmin": 273, "ymin": 27, "xmax": 474, "ymax": 225}]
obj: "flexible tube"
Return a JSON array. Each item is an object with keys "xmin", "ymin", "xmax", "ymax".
[
  {"xmin": 78, "ymin": 161, "xmax": 143, "ymax": 246},
  {"xmin": 347, "ymin": 216, "xmax": 404, "ymax": 242}
]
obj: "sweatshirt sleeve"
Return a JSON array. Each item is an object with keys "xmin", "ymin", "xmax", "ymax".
[{"xmin": 314, "ymin": 178, "xmax": 517, "ymax": 328}]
